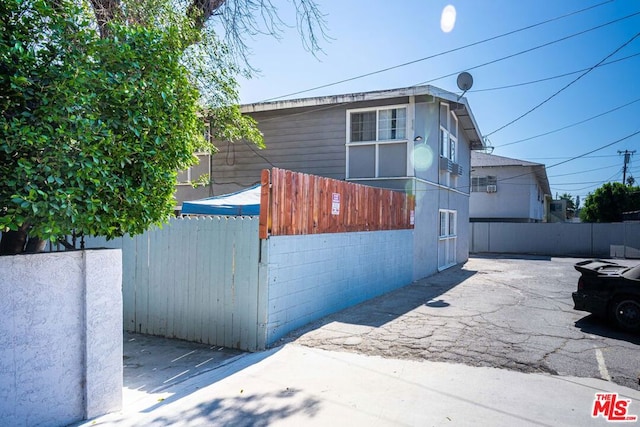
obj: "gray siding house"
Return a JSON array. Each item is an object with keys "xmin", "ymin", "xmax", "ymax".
[
  {"xmin": 470, "ymin": 151, "xmax": 551, "ymax": 223},
  {"xmin": 180, "ymin": 86, "xmax": 485, "ymax": 278}
]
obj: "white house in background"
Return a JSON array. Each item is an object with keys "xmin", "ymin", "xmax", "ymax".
[
  {"xmin": 182, "ymin": 86, "xmax": 486, "ymax": 277},
  {"xmin": 470, "ymin": 151, "xmax": 551, "ymax": 223}
]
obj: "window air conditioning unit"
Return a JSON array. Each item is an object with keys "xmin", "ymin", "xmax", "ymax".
[{"xmin": 486, "ymin": 185, "xmax": 497, "ymax": 193}]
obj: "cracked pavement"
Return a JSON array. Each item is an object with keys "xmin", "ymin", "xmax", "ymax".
[{"xmin": 283, "ymin": 255, "xmax": 640, "ymax": 391}]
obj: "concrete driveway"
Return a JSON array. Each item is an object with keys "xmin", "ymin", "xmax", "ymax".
[
  {"xmin": 79, "ymin": 255, "xmax": 640, "ymax": 427},
  {"xmin": 285, "ymin": 255, "xmax": 640, "ymax": 391}
]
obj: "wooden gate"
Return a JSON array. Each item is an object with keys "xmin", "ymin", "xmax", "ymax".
[{"xmin": 83, "ymin": 216, "xmax": 264, "ymax": 350}]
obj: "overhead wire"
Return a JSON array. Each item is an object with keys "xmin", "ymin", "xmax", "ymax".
[
  {"xmin": 488, "ymin": 129, "xmax": 640, "ymax": 195},
  {"xmin": 468, "ymin": 52, "xmax": 640, "ymax": 93},
  {"xmin": 225, "ymin": 4, "xmax": 640, "ymax": 195},
  {"xmin": 245, "ymin": 11, "xmax": 640, "ymax": 130},
  {"xmin": 547, "ymin": 163, "xmax": 621, "ymax": 177},
  {"xmin": 409, "ymin": 12, "xmax": 640, "ymax": 86},
  {"xmin": 495, "ymin": 96, "xmax": 640, "ymax": 147},
  {"xmin": 485, "ymin": 31, "xmax": 640, "ymax": 137},
  {"xmin": 527, "ymin": 154, "xmax": 619, "ymax": 160},
  {"xmin": 551, "ymin": 169, "xmax": 623, "ymax": 192},
  {"xmin": 545, "ymin": 129, "xmax": 640, "ymax": 170},
  {"xmin": 260, "ymin": 0, "xmax": 616, "ymax": 102}
]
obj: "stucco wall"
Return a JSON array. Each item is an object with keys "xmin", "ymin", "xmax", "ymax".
[
  {"xmin": 263, "ymin": 230, "xmax": 414, "ymax": 345},
  {"xmin": 0, "ymin": 249, "xmax": 123, "ymax": 426},
  {"xmin": 470, "ymin": 165, "xmax": 544, "ymax": 221}
]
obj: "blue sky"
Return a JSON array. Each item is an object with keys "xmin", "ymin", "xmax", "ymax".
[{"xmin": 235, "ymin": 0, "xmax": 640, "ymax": 203}]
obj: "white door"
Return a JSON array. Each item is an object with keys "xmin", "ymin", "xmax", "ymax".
[{"xmin": 438, "ymin": 210, "xmax": 457, "ymax": 270}]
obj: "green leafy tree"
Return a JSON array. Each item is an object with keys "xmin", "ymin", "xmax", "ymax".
[
  {"xmin": 559, "ymin": 193, "xmax": 576, "ymax": 211},
  {"xmin": 0, "ymin": 0, "xmax": 325, "ymax": 255},
  {"xmin": 580, "ymin": 182, "xmax": 640, "ymax": 223}
]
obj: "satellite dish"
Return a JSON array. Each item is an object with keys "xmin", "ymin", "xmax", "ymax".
[
  {"xmin": 456, "ymin": 72, "xmax": 473, "ymax": 101},
  {"xmin": 457, "ymin": 72, "xmax": 473, "ymax": 91}
]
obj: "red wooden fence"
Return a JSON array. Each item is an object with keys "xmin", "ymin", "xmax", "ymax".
[{"xmin": 259, "ymin": 168, "xmax": 414, "ymax": 239}]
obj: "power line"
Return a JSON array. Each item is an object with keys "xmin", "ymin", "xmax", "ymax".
[
  {"xmin": 485, "ymin": 31, "xmax": 640, "ymax": 137},
  {"xmin": 243, "ymin": 12, "xmax": 640, "ymax": 140},
  {"xmin": 257, "ymin": 11, "xmax": 640, "ymax": 124},
  {"xmin": 550, "ymin": 179, "xmax": 617, "ymax": 185},
  {"xmin": 260, "ymin": 1, "xmax": 615, "ymax": 102},
  {"xmin": 495, "ymin": 96, "xmax": 640, "ymax": 147},
  {"xmin": 469, "ymin": 52, "xmax": 640, "ymax": 93},
  {"xmin": 526, "ymin": 154, "xmax": 619, "ymax": 160},
  {"xmin": 551, "ymin": 170, "xmax": 623, "ymax": 192},
  {"xmin": 411, "ymin": 12, "xmax": 640, "ymax": 87},
  {"xmin": 493, "ymin": 130, "xmax": 640, "ymax": 186},
  {"xmin": 546, "ymin": 129, "xmax": 640, "ymax": 170},
  {"xmin": 547, "ymin": 163, "xmax": 620, "ymax": 177}
]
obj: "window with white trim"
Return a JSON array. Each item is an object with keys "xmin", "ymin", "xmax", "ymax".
[
  {"xmin": 439, "ymin": 209, "xmax": 457, "ymax": 238},
  {"xmin": 177, "ymin": 123, "xmax": 211, "ymax": 185},
  {"xmin": 177, "ymin": 153, "xmax": 210, "ymax": 185},
  {"xmin": 347, "ymin": 106, "xmax": 408, "ymax": 179},
  {"xmin": 439, "ymin": 103, "xmax": 458, "ymax": 162},
  {"xmin": 471, "ymin": 176, "xmax": 497, "ymax": 192}
]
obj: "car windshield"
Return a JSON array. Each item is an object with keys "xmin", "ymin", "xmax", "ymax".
[{"xmin": 621, "ymin": 264, "xmax": 640, "ymax": 280}]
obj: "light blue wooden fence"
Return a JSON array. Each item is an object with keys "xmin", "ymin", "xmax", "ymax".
[{"xmin": 82, "ymin": 216, "xmax": 264, "ymax": 350}]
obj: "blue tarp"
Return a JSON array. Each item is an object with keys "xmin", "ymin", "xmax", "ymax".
[{"xmin": 181, "ymin": 184, "xmax": 261, "ymax": 216}]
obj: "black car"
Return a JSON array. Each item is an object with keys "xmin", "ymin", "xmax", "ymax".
[{"xmin": 572, "ymin": 259, "xmax": 640, "ymax": 333}]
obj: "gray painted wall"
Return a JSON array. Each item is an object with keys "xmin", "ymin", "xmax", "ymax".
[
  {"xmin": 208, "ymin": 96, "xmax": 475, "ymax": 196},
  {"xmin": 210, "ymin": 97, "xmax": 410, "ymax": 196},
  {"xmin": 262, "ymin": 230, "xmax": 414, "ymax": 345},
  {"xmin": 470, "ymin": 222, "xmax": 640, "ymax": 258},
  {"xmin": 205, "ymin": 95, "xmax": 477, "ymax": 280},
  {"xmin": 0, "ymin": 250, "xmax": 122, "ymax": 426}
]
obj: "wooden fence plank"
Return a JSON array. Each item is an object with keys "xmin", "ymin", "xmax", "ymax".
[
  {"xmin": 121, "ymin": 236, "xmax": 136, "ymax": 333},
  {"xmin": 79, "ymin": 216, "xmax": 261, "ymax": 350},
  {"xmin": 147, "ymin": 224, "xmax": 167, "ymax": 336},
  {"xmin": 262, "ymin": 167, "xmax": 414, "ymax": 236},
  {"xmin": 214, "ymin": 217, "xmax": 228, "ymax": 346},
  {"xmin": 134, "ymin": 232, "xmax": 150, "ymax": 334}
]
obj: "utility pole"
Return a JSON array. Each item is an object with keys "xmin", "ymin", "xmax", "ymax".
[{"xmin": 618, "ymin": 150, "xmax": 636, "ymax": 184}]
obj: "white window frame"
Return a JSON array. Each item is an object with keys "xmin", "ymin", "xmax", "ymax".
[
  {"xmin": 177, "ymin": 152, "xmax": 211, "ymax": 185},
  {"xmin": 346, "ymin": 104, "xmax": 409, "ymax": 179},
  {"xmin": 471, "ymin": 176, "xmax": 497, "ymax": 192},
  {"xmin": 439, "ymin": 103, "xmax": 458, "ymax": 162},
  {"xmin": 178, "ymin": 122, "xmax": 212, "ymax": 185},
  {"xmin": 439, "ymin": 209, "xmax": 457, "ymax": 238}
]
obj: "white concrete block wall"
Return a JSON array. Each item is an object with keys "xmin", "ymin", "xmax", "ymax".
[
  {"xmin": 470, "ymin": 223, "xmax": 640, "ymax": 258},
  {"xmin": 0, "ymin": 249, "xmax": 122, "ymax": 426},
  {"xmin": 264, "ymin": 230, "xmax": 414, "ymax": 345}
]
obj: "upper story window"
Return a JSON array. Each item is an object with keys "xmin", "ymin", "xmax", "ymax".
[
  {"xmin": 177, "ymin": 123, "xmax": 211, "ymax": 186},
  {"xmin": 177, "ymin": 153, "xmax": 211, "ymax": 185},
  {"xmin": 471, "ymin": 176, "xmax": 497, "ymax": 192},
  {"xmin": 439, "ymin": 103, "xmax": 458, "ymax": 162},
  {"xmin": 350, "ymin": 107, "xmax": 406, "ymax": 142},
  {"xmin": 347, "ymin": 106, "xmax": 408, "ymax": 179}
]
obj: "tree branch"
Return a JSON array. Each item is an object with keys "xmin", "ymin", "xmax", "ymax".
[
  {"xmin": 89, "ymin": 0, "xmax": 123, "ymax": 37},
  {"xmin": 187, "ymin": 0, "xmax": 227, "ymax": 30}
]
